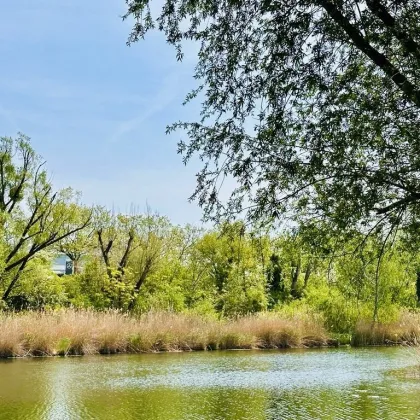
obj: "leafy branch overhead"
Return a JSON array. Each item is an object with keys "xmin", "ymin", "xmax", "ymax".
[{"xmin": 124, "ymin": 0, "xmax": 420, "ymax": 236}]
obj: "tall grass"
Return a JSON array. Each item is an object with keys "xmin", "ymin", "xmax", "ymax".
[
  {"xmin": 352, "ymin": 311, "xmax": 420, "ymax": 346},
  {"xmin": 0, "ymin": 310, "xmax": 328, "ymax": 358},
  {"xmin": 1, "ymin": 309, "xmax": 418, "ymax": 358}
]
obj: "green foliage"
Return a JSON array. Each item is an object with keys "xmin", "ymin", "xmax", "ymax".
[
  {"xmin": 7, "ymin": 253, "xmax": 67, "ymax": 310},
  {"xmin": 4, "ymin": 203, "xmax": 420, "ymax": 333},
  {"xmin": 124, "ymin": 0, "xmax": 420, "ymax": 246}
]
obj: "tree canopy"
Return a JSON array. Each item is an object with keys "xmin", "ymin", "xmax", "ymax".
[{"xmin": 124, "ymin": 0, "xmax": 420, "ymax": 236}]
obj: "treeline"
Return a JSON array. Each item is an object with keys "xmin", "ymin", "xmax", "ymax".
[{"xmin": 1, "ymin": 135, "xmax": 419, "ymax": 333}]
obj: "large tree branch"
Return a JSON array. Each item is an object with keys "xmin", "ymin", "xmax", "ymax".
[
  {"xmin": 319, "ymin": 0, "xmax": 420, "ymax": 107},
  {"xmin": 4, "ymin": 150, "xmax": 31, "ymax": 214},
  {"xmin": 118, "ymin": 230, "xmax": 135, "ymax": 276},
  {"xmin": 0, "ymin": 156, "xmax": 6, "ymax": 210},
  {"xmin": 365, "ymin": 0, "xmax": 420, "ymax": 63},
  {"xmin": 375, "ymin": 193, "xmax": 420, "ymax": 214},
  {"xmin": 97, "ymin": 228, "xmax": 115, "ymax": 279},
  {"xmin": 4, "ymin": 188, "xmax": 54, "ymax": 265},
  {"xmin": 4, "ymin": 219, "xmax": 91, "ymax": 273},
  {"xmin": 97, "ymin": 229, "xmax": 111, "ymax": 267},
  {"xmin": 128, "ymin": 257, "xmax": 154, "ymax": 310},
  {"xmin": 2, "ymin": 258, "xmax": 30, "ymax": 301}
]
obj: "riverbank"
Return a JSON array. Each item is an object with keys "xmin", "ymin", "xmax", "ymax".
[{"xmin": 0, "ymin": 310, "xmax": 419, "ymax": 358}]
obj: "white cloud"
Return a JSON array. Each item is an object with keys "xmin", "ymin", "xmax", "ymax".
[{"xmin": 108, "ymin": 71, "xmax": 183, "ymax": 144}]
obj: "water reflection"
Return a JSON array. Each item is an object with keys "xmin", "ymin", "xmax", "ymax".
[
  {"xmin": 0, "ymin": 348, "xmax": 419, "ymax": 419},
  {"xmin": 44, "ymin": 361, "xmax": 77, "ymax": 420}
]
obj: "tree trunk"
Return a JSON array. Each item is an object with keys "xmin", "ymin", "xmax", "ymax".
[
  {"xmin": 291, "ymin": 261, "xmax": 301, "ymax": 299},
  {"xmin": 373, "ymin": 256, "xmax": 382, "ymax": 323},
  {"xmin": 2, "ymin": 259, "xmax": 29, "ymax": 302},
  {"xmin": 127, "ymin": 262, "xmax": 152, "ymax": 311},
  {"xmin": 303, "ymin": 262, "xmax": 312, "ymax": 290}
]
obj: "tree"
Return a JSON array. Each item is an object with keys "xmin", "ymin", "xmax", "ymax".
[
  {"xmin": 95, "ymin": 208, "xmax": 137, "ymax": 282},
  {"xmin": 193, "ymin": 222, "xmax": 268, "ymax": 315},
  {"xmin": 93, "ymin": 207, "xmax": 172, "ymax": 310},
  {"xmin": 128, "ymin": 212, "xmax": 172, "ymax": 309},
  {"xmin": 0, "ymin": 134, "xmax": 91, "ymax": 304},
  {"xmin": 124, "ymin": 0, "xmax": 420, "ymax": 237}
]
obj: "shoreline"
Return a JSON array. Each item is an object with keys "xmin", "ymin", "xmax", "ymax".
[{"xmin": 1, "ymin": 343, "xmax": 414, "ymax": 360}]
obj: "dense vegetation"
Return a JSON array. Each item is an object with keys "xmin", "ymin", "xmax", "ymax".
[{"xmin": 1, "ymin": 134, "xmax": 420, "ymax": 342}]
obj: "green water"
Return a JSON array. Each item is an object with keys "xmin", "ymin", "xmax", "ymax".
[{"xmin": 0, "ymin": 347, "xmax": 419, "ymax": 419}]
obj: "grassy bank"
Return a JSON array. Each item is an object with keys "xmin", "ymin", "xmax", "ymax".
[
  {"xmin": 0, "ymin": 310, "xmax": 419, "ymax": 358},
  {"xmin": 0, "ymin": 310, "xmax": 329, "ymax": 357}
]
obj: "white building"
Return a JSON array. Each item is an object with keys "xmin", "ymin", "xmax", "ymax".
[{"xmin": 52, "ymin": 254, "xmax": 73, "ymax": 276}]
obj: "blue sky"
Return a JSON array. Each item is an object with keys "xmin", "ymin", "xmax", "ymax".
[{"xmin": 0, "ymin": 0, "xmax": 204, "ymax": 224}]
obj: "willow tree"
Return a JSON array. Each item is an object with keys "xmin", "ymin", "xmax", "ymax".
[{"xmin": 124, "ymin": 0, "xmax": 420, "ymax": 237}]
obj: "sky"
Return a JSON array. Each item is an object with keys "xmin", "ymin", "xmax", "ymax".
[{"xmin": 0, "ymin": 0, "xmax": 205, "ymax": 225}]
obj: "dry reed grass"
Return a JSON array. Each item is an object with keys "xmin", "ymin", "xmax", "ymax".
[
  {"xmin": 352, "ymin": 311, "xmax": 420, "ymax": 346},
  {"xmin": 0, "ymin": 310, "xmax": 329, "ymax": 358}
]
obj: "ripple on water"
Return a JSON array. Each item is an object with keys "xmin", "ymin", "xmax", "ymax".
[{"xmin": 0, "ymin": 348, "xmax": 419, "ymax": 420}]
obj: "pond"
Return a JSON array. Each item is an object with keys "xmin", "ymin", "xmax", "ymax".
[{"xmin": 0, "ymin": 347, "xmax": 419, "ymax": 419}]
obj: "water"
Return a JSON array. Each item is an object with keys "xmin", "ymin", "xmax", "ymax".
[{"xmin": 0, "ymin": 347, "xmax": 419, "ymax": 419}]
